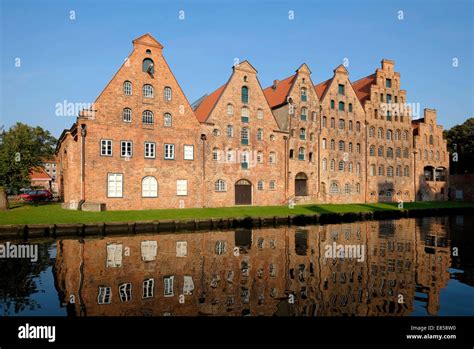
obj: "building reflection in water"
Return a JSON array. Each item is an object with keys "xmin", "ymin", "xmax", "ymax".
[{"xmin": 54, "ymin": 217, "xmax": 453, "ymax": 316}]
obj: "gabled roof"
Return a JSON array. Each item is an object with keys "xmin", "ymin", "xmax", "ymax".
[
  {"xmin": 314, "ymin": 78, "xmax": 332, "ymax": 99},
  {"xmin": 352, "ymin": 74, "xmax": 376, "ymax": 106},
  {"xmin": 193, "ymin": 84, "xmax": 227, "ymax": 123},
  {"xmin": 263, "ymin": 74, "xmax": 296, "ymax": 109},
  {"xmin": 30, "ymin": 168, "xmax": 51, "ymax": 181},
  {"xmin": 132, "ymin": 33, "xmax": 164, "ymax": 49}
]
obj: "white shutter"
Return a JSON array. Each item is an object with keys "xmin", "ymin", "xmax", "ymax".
[
  {"xmin": 176, "ymin": 180, "xmax": 187, "ymax": 196},
  {"xmin": 183, "ymin": 276, "xmax": 194, "ymax": 295},
  {"xmin": 176, "ymin": 241, "xmax": 187, "ymax": 257},
  {"xmin": 141, "ymin": 240, "xmax": 157, "ymax": 261}
]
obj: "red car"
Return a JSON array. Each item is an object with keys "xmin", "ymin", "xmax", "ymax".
[{"xmin": 20, "ymin": 190, "xmax": 53, "ymax": 202}]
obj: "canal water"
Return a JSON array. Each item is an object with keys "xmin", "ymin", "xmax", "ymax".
[{"xmin": 1, "ymin": 215, "xmax": 473, "ymax": 316}]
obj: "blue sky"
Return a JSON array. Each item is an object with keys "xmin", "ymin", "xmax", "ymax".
[{"xmin": 1, "ymin": 0, "xmax": 473, "ymax": 137}]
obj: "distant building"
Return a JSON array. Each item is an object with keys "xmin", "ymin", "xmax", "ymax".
[{"xmin": 30, "ymin": 168, "xmax": 52, "ymax": 191}]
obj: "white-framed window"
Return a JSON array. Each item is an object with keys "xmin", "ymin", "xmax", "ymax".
[
  {"xmin": 142, "ymin": 176, "xmax": 158, "ymax": 197},
  {"xmin": 164, "ymin": 113, "xmax": 172, "ymax": 127},
  {"xmin": 356, "ymin": 162, "xmax": 361, "ymax": 174},
  {"xmin": 106, "ymin": 243, "xmax": 123, "ymax": 267},
  {"xmin": 122, "ymin": 108, "xmax": 132, "ymax": 122},
  {"xmin": 227, "ymin": 103, "xmax": 234, "ymax": 116},
  {"xmin": 269, "ymin": 152, "xmax": 276, "ymax": 164},
  {"xmin": 215, "ymin": 241, "xmax": 227, "ymax": 255},
  {"xmin": 176, "ymin": 179, "xmax": 188, "ymax": 196},
  {"xmin": 143, "ymin": 84, "xmax": 154, "ymax": 98},
  {"xmin": 257, "ymin": 128, "xmax": 263, "ymax": 140},
  {"xmin": 119, "ymin": 283, "xmax": 132, "ymax": 302},
  {"xmin": 269, "ymin": 180, "xmax": 276, "ymax": 190},
  {"xmin": 143, "ymin": 278, "xmax": 154, "ymax": 299},
  {"xmin": 141, "ymin": 240, "xmax": 158, "ymax": 261},
  {"xmin": 142, "ymin": 110, "xmax": 154, "ymax": 124},
  {"xmin": 123, "ymin": 81, "xmax": 132, "ymax": 96},
  {"xmin": 164, "ymin": 86, "xmax": 172, "ymax": 101},
  {"xmin": 215, "ymin": 179, "xmax": 226, "ymax": 192},
  {"xmin": 212, "ymin": 148, "xmax": 220, "ymax": 161},
  {"xmin": 330, "ymin": 159, "xmax": 335, "ymax": 171},
  {"xmin": 164, "ymin": 144, "xmax": 175, "ymax": 159},
  {"xmin": 257, "ymin": 151, "xmax": 263, "ymax": 163},
  {"xmin": 101, "ymin": 139, "xmax": 112, "ymax": 156},
  {"xmin": 227, "ymin": 125, "xmax": 234, "ymax": 138},
  {"xmin": 120, "ymin": 141, "xmax": 132, "ymax": 157},
  {"xmin": 258, "ymin": 180, "xmax": 264, "ymax": 190},
  {"xmin": 330, "ymin": 182, "xmax": 339, "ymax": 194},
  {"xmin": 339, "ymin": 161, "xmax": 344, "ymax": 172},
  {"xmin": 227, "ymin": 149, "xmax": 234, "ymax": 162},
  {"xmin": 184, "ymin": 145, "xmax": 194, "ymax": 160},
  {"xmin": 322, "ymin": 138, "xmax": 327, "ymax": 149},
  {"xmin": 98, "ymin": 286, "xmax": 111, "ymax": 304},
  {"xmin": 164, "ymin": 276, "xmax": 174, "ymax": 297},
  {"xmin": 144, "ymin": 142, "xmax": 155, "ymax": 158},
  {"xmin": 322, "ymin": 158, "xmax": 327, "ymax": 171},
  {"xmin": 107, "ymin": 173, "xmax": 123, "ymax": 198},
  {"xmin": 257, "ymin": 109, "xmax": 263, "ymax": 119}
]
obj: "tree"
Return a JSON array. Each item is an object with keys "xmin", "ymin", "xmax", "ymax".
[
  {"xmin": 444, "ymin": 118, "xmax": 474, "ymax": 174},
  {"xmin": 0, "ymin": 123, "xmax": 57, "ymax": 194}
]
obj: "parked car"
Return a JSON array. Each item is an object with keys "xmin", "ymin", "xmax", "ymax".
[{"xmin": 20, "ymin": 189, "xmax": 53, "ymax": 202}]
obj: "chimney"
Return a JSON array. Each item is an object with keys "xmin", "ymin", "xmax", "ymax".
[{"xmin": 272, "ymin": 80, "xmax": 279, "ymax": 89}]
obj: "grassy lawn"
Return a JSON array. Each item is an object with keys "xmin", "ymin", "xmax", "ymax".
[{"xmin": 0, "ymin": 201, "xmax": 472, "ymax": 226}]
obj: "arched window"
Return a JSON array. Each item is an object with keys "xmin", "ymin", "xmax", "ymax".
[
  {"xmin": 227, "ymin": 104, "xmax": 234, "ymax": 115},
  {"xmin": 396, "ymin": 166, "xmax": 401, "ymax": 176},
  {"xmin": 143, "ymin": 84, "xmax": 154, "ymax": 98},
  {"xmin": 322, "ymin": 116, "xmax": 327, "ymax": 127},
  {"xmin": 338, "ymin": 101, "xmax": 345, "ymax": 111},
  {"xmin": 289, "ymin": 149, "xmax": 294, "ymax": 159},
  {"xmin": 257, "ymin": 151, "xmax": 263, "ymax": 163},
  {"xmin": 212, "ymin": 147, "xmax": 220, "ymax": 161},
  {"xmin": 310, "ymin": 133, "xmax": 315, "ymax": 141},
  {"xmin": 387, "ymin": 166, "xmax": 393, "ymax": 177},
  {"xmin": 241, "ymin": 86, "xmax": 249, "ymax": 103},
  {"xmin": 339, "ymin": 140, "xmax": 345, "ymax": 151},
  {"xmin": 257, "ymin": 109, "xmax": 263, "ymax": 119},
  {"xmin": 356, "ymin": 162, "xmax": 361, "ymax": 173},
  {"xmin": 164, "ymin": 113, "xmax": 172, "ymax": 127},
  {"xmin": 339, "ymin": 119, "xmax": 345, "ymax": 129},
  {"xmin": 300, "ymin": 87, "xmax": 307, "ymax": 101},
  {"xmin": 331, "ymin": 100, "xmax": 335, "ymax": 109},
  {"xmin": 123, "ymin": 108, "xmax": 132, "ymax": 122},
  {"xmin": 330, "ymin": 159, "xmax": 335, "ymax": 171},
  {"xmin": 395, "ymin": 130, "xmax": 401, "ymax": 140},
  {"xmin": 349, "ymin": 120, "xmax": 353, "ymax": 131},
  {"xmin": 142, "ymin": 58, "xmax": 154, "ymax": 73},
  {"xmin": 356, "ymin": 122, "xmax": 361, "ymax": 132},
  {"xmin": 345, "ymin": 183, "xmax": 351, "ymax": 194},
  {"xmin": 403, "ymin": 130, "xmax": 408, "ymax": 141},
  {"xmin": 339, "ymin": 161, "xmax": 345, "ymax": 172},
  {"xmin": 330, "ymin": 139, "xmax": 335, "ymax": 150},
  {"xmin": 301, "ymin": 107, "xmax": 308, "ymax": 121},
  {"xmin": 403, "ymin": 148, "xmax": 409, "ymax": 158},
  {"xmin": 370, "ymin": 145, "xmax": 375, "ymax": 156},
  {"xmin": 298, "ymin": 147, "xmax": 305, "ymax": 160},
  {"xmin": 430, "ymin": 150, "xmax": 434, "ymax": 160},
  {"xmin": 387, "ymin": 147, "xmax": 393, "ymax": 158},
  {"xmin": 356, "ymin": 183, "xmax": 361, "ymax": 194},
  {"xmin": 269, "ymin": 152, "xmax": 276, "ymax": 164},
  {"xmin": 369, "ymin": 127, "xmax": 375, "ymax": 137},
  {"xmin": 330, "ymin": 117, "xmax": 335, "ymax": 128},
  {"xmin": 123, "ymin": 81, "xmax": 132, "ymax": 95},
  {"xmin": 424, "ymin": 150, "xmax": 428, "ymax": 160},
  {"xmin": 215, "ymin": 180, "xmax": 226, "ymax": 192},
  {"xmin": 386, "ymin": 129, "xmax": 392, "ymax": 140},
  {"xmin": 142, "ymin": 176, "xmax": 158, "ymax": 197},
  {"xmin": 404, "ymin": 166, "xmax": 409, "ymax": 177},
  {"xmin": 395, "ymin": 147, "xmax": 401, "ymax": 158},
  {"xmin": 370, "ymin": 164, "xmax": 376, "ymax": 176},
  {"xmin": 241, "ymin": 107, "xmax": 250, "ymax": 123},
  {"xmin": 300, "ymin": 128, "xmax": 306, "ymax": 140},
  {"xmin": 436, "ymin": 151, "xmax": 440, "ymax": 160},
  {"xmin": 164, "ymin": 87, "xmax": 172, "ymax": 101},
  {"xmin": 330, "ymin": 182, "xmax": 339, "ymax": 194},
  {"xmin": 322, "ymin": 158, "xmax": 327, "ymax": 171},
  {"xmin": 356, "ymin": 143, "xmax": 361, "ymax": 153},
  {"xmin": 257, "ymin": 128, "xmax": 263, "ymax": 141},
  {"xmin": 311, "ymin": 111, "xmax": 317, "ymax": 121},
  {"xmin": 142, "ymin": 110, "xmax": 154, "ymax": 124},
  {"xmin": 322, "ymin": 138, "xmax": 327, "ymax": 149},
  {"xmin": 378, "ymin": 128, "xmax": 383, "ymax": 138},
  {"xmin": 378, "ymin": 165, "xmax": 384, "ymax": 176},
  {"xmin": 429, "ymin": 135, "xmax": 433, "ymax": 145},
  {"xmin": 348, "ymin": 162, "xmax": 353, "ymax": 173},
  {"xmin": 349, "ymin": 103, "xmax": 353, "ymax": 112},
  {"xmin": 309, "ymin": 152, "xmax": 313, "ymax": 162},
  {"xmin": 378, "ymin": 146, "xmax": 384, "ymax": 157},
  {"xmin": 349, "ymin": 142, "xmax": 353, "ymax": 152}
]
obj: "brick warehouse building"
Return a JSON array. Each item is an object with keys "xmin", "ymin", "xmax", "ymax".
[{"xmin": 56, "ymin": 34, "xmax": 449, "ymax": 211}]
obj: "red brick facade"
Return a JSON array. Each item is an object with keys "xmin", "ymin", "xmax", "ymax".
[{"xmin": 56, "ymin": 34, "xmax": 449, "ymax": 210}]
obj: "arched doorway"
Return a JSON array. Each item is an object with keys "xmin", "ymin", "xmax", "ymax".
[
  {"xmin": 295, "ymin": 172, "xmax": 308, "ymax": 196},
  {"xmin": 235, "ymin": 179, "xmax": 252, "ymax": 205}
]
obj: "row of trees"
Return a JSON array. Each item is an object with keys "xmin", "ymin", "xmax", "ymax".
[{"xmin": 0, "ymin": 123, "xmax": 57, "ymax": 209}]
